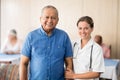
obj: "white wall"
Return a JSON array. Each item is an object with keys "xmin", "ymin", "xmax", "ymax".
[
  {"xmin": 117, "ymin": 0, "xmax": 120, "ymax": 58},
  {"xmin": 1, "ymin": 0, "xmax": 120, "ymax": 58},
  {"xmin": 1, "ymin": 0, "xmax": 31, "ymax": 42},
  {"xmin": 0, "ymin": 0, "xmax": 1, "ymax": 48}
]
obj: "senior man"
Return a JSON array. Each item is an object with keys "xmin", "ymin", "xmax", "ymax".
[{"xmin": 20, "ymin": 5, "xmax": 73, "ymax": 80}]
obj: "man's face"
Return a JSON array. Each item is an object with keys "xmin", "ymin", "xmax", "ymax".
[{"xmin": 40, "ymin": 8, "xmax": 59, "ymax": 31}]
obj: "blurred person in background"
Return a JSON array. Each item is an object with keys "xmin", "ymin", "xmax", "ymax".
[
  {"xmin": 94, "ymin": 35, "xmax": 111, "ymax": 59},
  {"xmin": 1, "ymin": 29, "xmax": 22, "ymax": 54}
]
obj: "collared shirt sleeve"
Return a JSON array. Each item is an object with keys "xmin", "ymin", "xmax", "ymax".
[
  {"xmin": 64, "ymin": 34, "xmax": 73, "ymax": 58},
  {"xmin": 92, "ymin": 45, "xmax": 105, "ymax": 73},
  {"xmin": 21, "ymin": 33, "xmax": 32, "ymax": 59}
]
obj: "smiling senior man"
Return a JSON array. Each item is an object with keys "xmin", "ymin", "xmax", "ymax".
[{"xmin": 20, "ymin": 5, "xmax": 73, "ymax": 80}]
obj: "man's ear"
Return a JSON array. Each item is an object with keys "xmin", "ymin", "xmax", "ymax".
[
  {"xmin": 40, "ymin": 17, "xmax": 41, "ymax": 21},
  {"xmin": 40, "ymin": 17, "xmax": 42, "ymax": 22}
]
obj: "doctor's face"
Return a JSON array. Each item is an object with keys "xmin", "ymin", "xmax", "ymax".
[{"xmin": 77, "ymin": 21, "xmax": 93, "ymax": 40}]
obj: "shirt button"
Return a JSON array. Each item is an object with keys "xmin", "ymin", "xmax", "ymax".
[{"xmin": 48, "ymin": 47, "xmax": 50, "ymax": 48}]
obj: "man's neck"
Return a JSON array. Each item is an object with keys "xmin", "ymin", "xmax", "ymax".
[
  {"xmin": 46, "ymin": 30, "xmax": 52, "ymax": 36},
  {"xmin": 42, "ymin": 27, "xmax": 54, "ymax": 36}
]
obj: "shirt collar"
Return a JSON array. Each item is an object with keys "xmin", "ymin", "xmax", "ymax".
[
  {"xmin": 76, "ymin": 38, "xmax": 94, "ymax": 48},
  {"xmin": 39, "ymin": 25, "xmax": 56, "ymax": 37},
  {"xmin": 86, "ymin": 38, "xmax": 94, "ymax": 47}
]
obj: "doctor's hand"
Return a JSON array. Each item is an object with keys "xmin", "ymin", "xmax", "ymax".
[{"xmin": 65, "ymin": 68, "xmax": 75, "ymax": 79}]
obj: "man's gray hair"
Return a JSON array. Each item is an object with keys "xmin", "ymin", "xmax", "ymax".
[{"xmin": 41, "ymin": 5, "xmax": 59, "ymax": 16}]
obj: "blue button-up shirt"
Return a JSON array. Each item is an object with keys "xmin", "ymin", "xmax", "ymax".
[{"xmin": 21, "ymin": 26, "xmax": 73, "ymax": 80}]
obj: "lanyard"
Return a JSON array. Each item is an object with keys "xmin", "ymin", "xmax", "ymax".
[{"xmin": 73, "ymin": 42, "xmax": 94, "ymax": 71}]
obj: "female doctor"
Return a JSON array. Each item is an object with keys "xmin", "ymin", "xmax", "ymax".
[{"xmin": 65, "ymin": 16, "xmax": 105, "ymax": 80}]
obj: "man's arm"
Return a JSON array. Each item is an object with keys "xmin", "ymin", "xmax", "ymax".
[
  {"xmin": 65, "ymin": 57, "xmax": 73, "ymax": 71},
  {"xmin": 20, "ymin": 55, "xmax": 29, "ymax": 80},
  {"xmin": 65, "ymin": 57, "xmax": 73, "ymax": 80}
]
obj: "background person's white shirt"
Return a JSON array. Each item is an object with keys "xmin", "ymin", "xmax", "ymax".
[
  {"xmin": 1, "ymin": 39, "xmax": 22, "ymax": 53},
  {"xmin": 73, "ymin": 38, "xmax": 105, "ymax": 80}
]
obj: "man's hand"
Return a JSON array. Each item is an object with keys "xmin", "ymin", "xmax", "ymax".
[
  {"xmin": 65, "ymin": 57, "xmax": 73, "ymax": 80},
  {"xmin": 66, "ymin": 68, "xmax": 73, "ymax": 73}
]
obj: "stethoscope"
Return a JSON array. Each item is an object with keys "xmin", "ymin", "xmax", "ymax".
[
  {"xmin": 73, "ymin": 42, "xmax": 94, "ymax": 71},
  {"xmin": 73, "ymin": 42, "xmax": 80, "ymax": 59}
]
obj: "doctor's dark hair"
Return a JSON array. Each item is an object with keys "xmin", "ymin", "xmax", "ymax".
[{"xmin": 77, "ymin": 16, "xmax": 94, "ymax": 28}]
